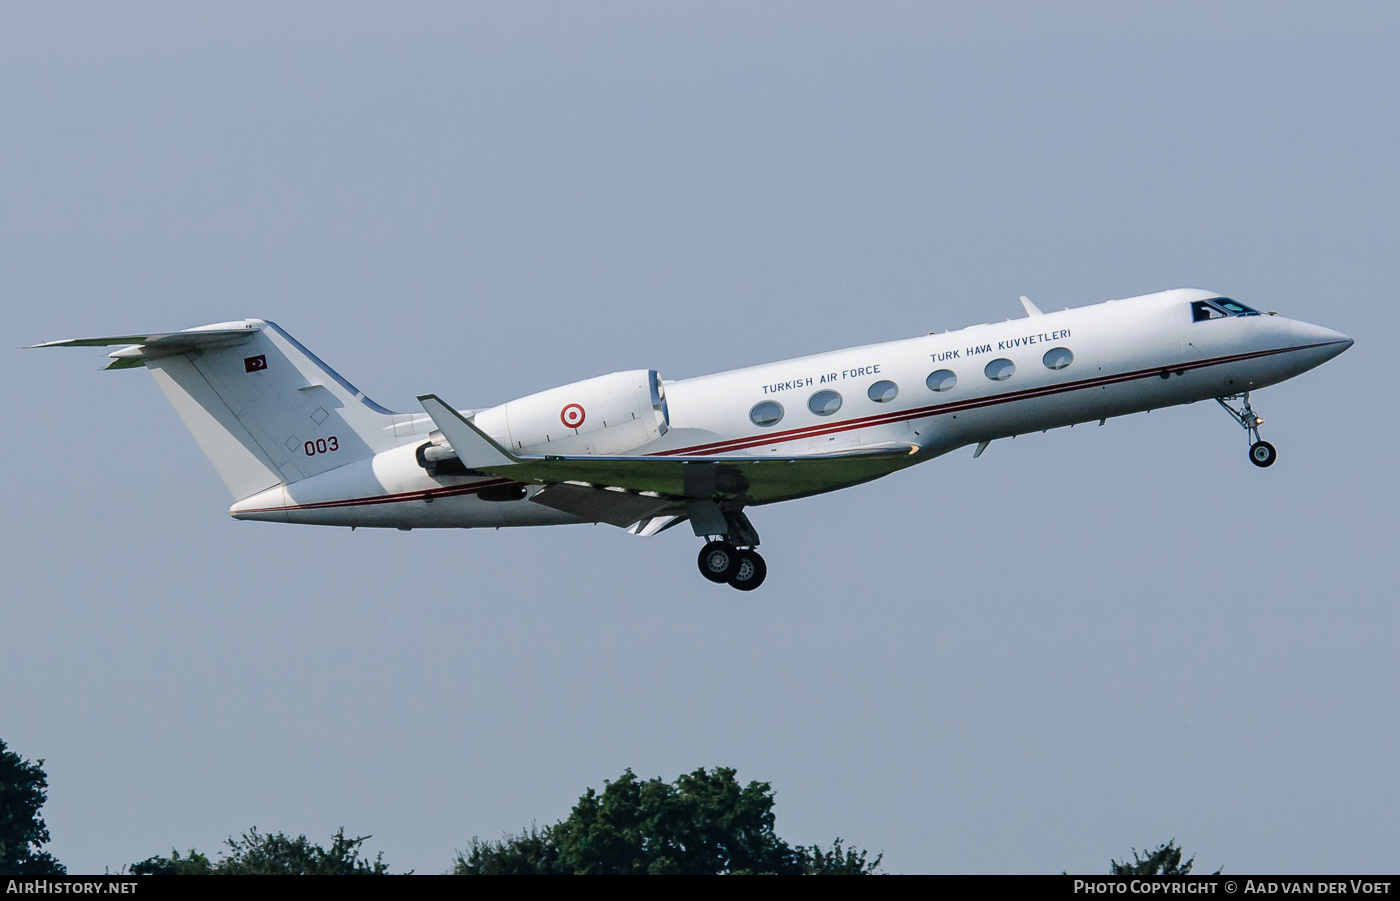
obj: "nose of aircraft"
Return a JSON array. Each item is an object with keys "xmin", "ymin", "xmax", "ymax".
[{"xmin": 1289, "ymin": 318, "xmax": 1353, "ymax": 365}]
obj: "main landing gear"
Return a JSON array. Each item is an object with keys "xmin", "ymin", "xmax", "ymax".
[
  {"xmin": 689, "ymin": 502, "xmax": 767, "ymax": 590},
  {"xmin": 1216, "ymin": 391, "xmax": 1276, "ymax": 468},
  {"xmin": 698, "ymin": 540, "xmax": 768, "ymax": 591}
]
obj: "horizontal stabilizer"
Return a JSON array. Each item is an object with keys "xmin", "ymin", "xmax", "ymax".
[
  {"xmin": 30, "ymin": 326, "xmax": 258, "ymax": 350},
  {"xmin": 31, "ymin": 324, "xmax": 261, "ymax": 370}
]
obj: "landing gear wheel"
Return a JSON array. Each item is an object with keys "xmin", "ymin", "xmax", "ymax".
[
  {"xmin": 1218, "ymin": 393, "xmax": 1276, "ymax": 468},
  {"xmin": 728, "ymin": 550, "xmax": 767, "ymax": 591},
  {"xmin": 698, "ymin": 541, "xmax": 740, "ymax": 583},
  {"xmin": 1249, "ymin": 440, "xmax": 1277, "ymax": 468}
]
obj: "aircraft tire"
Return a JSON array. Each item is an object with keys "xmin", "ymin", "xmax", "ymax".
[
  {"xmin": 728, "ymin": 550, "xmax": 767, "ymax": 591},
  {"xmin": 1249, "ymin": 440, "xmax": 1277, "ymax": 468},
  {"xmin": 698, "ymin": 541, "xmax": 740, "ymax": 583}
]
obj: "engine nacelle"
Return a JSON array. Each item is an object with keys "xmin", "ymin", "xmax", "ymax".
[{"xmin": 471, "ymin": 370, "xmax": 669, "ymax": 456}]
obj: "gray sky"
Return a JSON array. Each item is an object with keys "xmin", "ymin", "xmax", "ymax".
[{"xmin": 3, "ymin": 1, "xmax": 1396, "ymax": 874}]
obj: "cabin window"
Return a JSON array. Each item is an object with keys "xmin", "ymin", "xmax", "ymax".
[
  {"xmin": 926, "ymin": 369, "xmax": 957, "ymax": 392},
  {"xmin": 749, "ymin": 401, "xmax": 784, "ymax": 427},
  {"xmin": 984, "ymin": 358, "xmax": 1016, "ymax": 381},
  {"xmin": 808, "ymin": 390, "xmax": 843, "ymax": 416},
  {"xmin": 867, "ymin": 380, "xmax": 899, "ymax": 403},
  {"xmin": 1192, "ymin": 300, "xmax": 1227, "ymax": 322},
  {"xmin": 1042, "ymin": 347, "xmax": 1074, "ymax": 370}
]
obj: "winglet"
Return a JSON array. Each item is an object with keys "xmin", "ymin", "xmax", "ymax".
[
  {"xmin": 1019, "ymin": 295, "xmax": 1044, "ymax": 317},
  {"xmin": 417, "ymin": 394, "xmax": 519, "ymax": 468}
]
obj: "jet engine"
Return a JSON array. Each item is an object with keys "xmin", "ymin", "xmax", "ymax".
[{"xmin": 469, "ymin": 369, "xmax": 669, "ymax": 456}]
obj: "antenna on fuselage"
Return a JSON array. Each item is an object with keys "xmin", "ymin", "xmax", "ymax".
[{"xmin": 1019, "ymin": 295, "xmax": 1044, "ymax": 317}]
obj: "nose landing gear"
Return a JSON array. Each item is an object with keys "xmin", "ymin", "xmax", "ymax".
[
  {"xmin": 696, "ymin": 541, "xmax": 768, "ymax": 591},
  {"xmin": 1216, "ymin": 392, "xmax": 1276, "ymax": 468}
]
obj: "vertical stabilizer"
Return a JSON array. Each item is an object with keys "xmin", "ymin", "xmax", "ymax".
[
  {"xmin": 34, "ymin": 320, "xmax": 401, "ymax": 500},
  {"xmin": 144, "ymin": 320, "xmax": 400, "ymax": 499}
]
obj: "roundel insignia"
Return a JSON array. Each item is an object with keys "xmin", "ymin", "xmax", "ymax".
[{"xmin": 560, "ymin": 403, "xmax": 586, "ymax": 429}]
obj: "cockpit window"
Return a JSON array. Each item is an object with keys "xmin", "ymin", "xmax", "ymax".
[
  {"xmin": 1212, "ymin": 297, "xmax": 1260, "ymax": 316},
  {"xmin": 1192, "ymin": 300, "xmax": 1227, "ymax": 322},
  {"xmin": 1193, "ymin": 297, "xmax": 1260, "ymax": 321}
]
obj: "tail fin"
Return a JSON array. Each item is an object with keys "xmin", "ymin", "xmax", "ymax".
[{"xmin": 34, "ymin": 320, "xmax": 401, "ymax": 500}]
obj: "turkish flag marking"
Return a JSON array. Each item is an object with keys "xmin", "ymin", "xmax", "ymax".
[{"xmin": 244, "ymin": 355, "xmax": 268, "ymax": 373}]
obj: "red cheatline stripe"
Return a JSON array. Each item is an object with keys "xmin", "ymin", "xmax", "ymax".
[
  {"xmin": 238, "ymin": 477, "xmax": 519, "ymax": 514},
  {"xmin": 243, "ymin": 341, "xmax": 1336, "ymax": 513}
]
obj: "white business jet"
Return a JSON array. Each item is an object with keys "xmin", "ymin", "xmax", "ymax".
[{"xmin": 33, "ymin": 288, "xmax": 1350, "ymax": 590}]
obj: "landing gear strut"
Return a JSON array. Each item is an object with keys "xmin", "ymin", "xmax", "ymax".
[
  {"xmin": 1216, "ymin": 392, "xmax": 1276, "ymax": 468},
  {"xmin": 697, "ymin": 541, "xmax": 767, "ymax": 591}
]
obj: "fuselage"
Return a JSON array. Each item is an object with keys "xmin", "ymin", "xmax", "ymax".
[{"xmin": 230, "ymin": 288, "xmax": 1351, "ymax": 528}]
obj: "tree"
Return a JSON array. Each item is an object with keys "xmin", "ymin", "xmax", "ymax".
[
  {"xmin": 0, "ymin": 738, "xmax": 65, "ymax": 875},
  {"xmin": 454, "ymin": 766, "xmax": 881, "ymax": 875},
  {"xmin": 452, "ymin": 823, "xmax": 557, "ymax": 875},
  {"xmin": 128, "ymin": 849, "xmax": 214, "ymax": 876},
  {"xmin": 1110, "ymin": 839, "xmax": 1219, "ymax": 876},
  {"xmin": 131, "ymin": 828, "xmax": 393, "ymax": 875},
  {"xmin": 794, "ymin": 837, "xmax": 883, "ymax": 875}
]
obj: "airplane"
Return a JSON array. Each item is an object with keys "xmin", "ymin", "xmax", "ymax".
[{"xmin": 31, "ymin": 288, "xmax": 1351, "ymax": 590}]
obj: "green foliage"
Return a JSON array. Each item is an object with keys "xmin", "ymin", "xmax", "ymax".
[
  {"xmin": 453, "ymin": 767, "xmax": 881, "ymax": 875},
  {"xmin": 131, "ymin": 828, "xmax": 392, "ymax": 875},
  {"xmin": 454, "ymin": 823, "xmax": 558, "ymax": 875},
  {"xmin": 0, "ymin": 738, "xmax": 65, "ymax": 875},
  {"xmin": 1110, "ymin": 839, "xmax": 1219, "ymax": 876},
  {"xmin": 128, "ymin": 849, "xmax": 215, "ymax": 875},
  {"xmin": 550, "ymin": 766, "xmax": 798, "ymax": 874},
  {"xmin": 795, "ymin": 837, "xmax": 883, "ymax": 875}
]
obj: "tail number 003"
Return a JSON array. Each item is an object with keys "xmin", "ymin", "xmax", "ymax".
[{"xmin": 305, "ymin": 436, "xmax": 339, "ymax": 456}]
